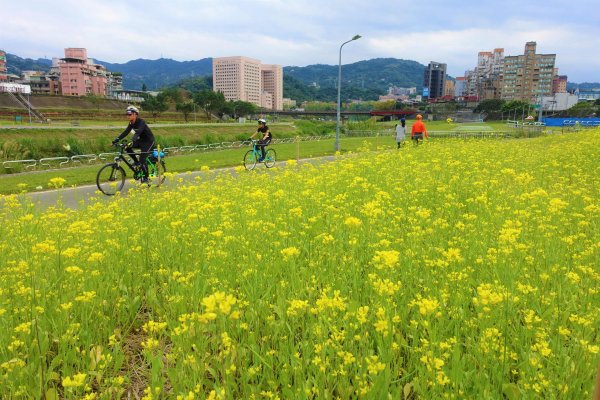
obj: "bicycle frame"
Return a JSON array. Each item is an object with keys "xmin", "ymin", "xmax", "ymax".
[
  {"xmin": 243, "ymin": 139, "xmax": 276, "ymax": 170},
  {"xmin": 251, "ymin": 141, "xmax": 262, "ymax": 157},
  {"xmin": 96, "ymin": 142, "xmax": 166, "ymax": 195},
  {"xmin": 113, "ymin": 143, "xmax": 158, "ymax": 175}
]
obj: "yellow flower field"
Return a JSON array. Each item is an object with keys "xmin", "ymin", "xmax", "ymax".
[{"xmin": 0, "ymin": 131, "xmax": 599, "ymax": 399}]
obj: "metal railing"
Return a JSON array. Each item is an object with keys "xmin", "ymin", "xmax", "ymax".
[
  {"xmin": 1, "ymin": 134, "xmax": 334, "ymax": 172},
  {"xmin": 1, "ymin": 130, "xmax": 512, "ymax": 173}
]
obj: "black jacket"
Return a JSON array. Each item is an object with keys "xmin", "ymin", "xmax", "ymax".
[{"xmin": 117, "ymin": 117, "xmax": 155, "ymax": 144}]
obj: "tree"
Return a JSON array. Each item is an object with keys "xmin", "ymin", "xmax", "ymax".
[
  {"xmin": 193, "ymin": 90, "xmax": 227, "ymax": 121},
  {"xmin": 176, "ymin": 101, "xmax": 195, "ymax": 122},
  {"xmin": 176, "ymin": 76, "xmax": 212, "ymax": 93},
  {"xmin": 564, "ymin": 101, "xmax": 597, "ymax": 118},
  {"xmin": 474, "ymin": 99, "xmax": 505, "ymax": 113},
  {"xmin": 141, "ymin": 83, "xmax": 148, "ymax": 92},
  {"xmin": 230, "ymin": 100, "xmax": 257, "ymax": 118},
  {"xmin": 142, "ymin": 95, "xmax": 168, "ymax": 121},
  {"xmin": 161, "ymin": 87, "xmax": 184, "ymax": 104},
  {"xmin": 373, "ymin": 100, "xmax": 396, "ymax": 111},
  {"xmin": 501, "ymin": 100, "xmax": 531, "ymax": 119}
]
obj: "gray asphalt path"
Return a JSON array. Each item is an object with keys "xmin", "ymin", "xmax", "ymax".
[{"xmin": 20, "ymin": 156, "xmax": 335, "ymax": 210}]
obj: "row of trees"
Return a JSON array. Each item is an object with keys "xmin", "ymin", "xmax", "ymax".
[
  {"xmin": 474, "ymin": 98, "xmax": 600, "ymax": 119},
  {"xmin": 141, "ymin": 85, "xmax": 258, "ymax": 122}
]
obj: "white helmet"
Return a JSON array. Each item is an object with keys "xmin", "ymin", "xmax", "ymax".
[
  {"xmin": 258, "ymin": 118, "xmax": 266, "ymax": 124},
  {"xmin": 126, "ymin": 105, "xmax": 139, "ymax": 115}
]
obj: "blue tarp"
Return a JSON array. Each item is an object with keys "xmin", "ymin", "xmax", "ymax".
[{"xmin": 542, "ymin": 117, "xmax": 600, "ymax": 127}]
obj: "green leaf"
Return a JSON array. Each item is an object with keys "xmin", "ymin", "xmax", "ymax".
[
  {"xmin": 45, "ymin": 388, "xmax": 59, "ymax": 400},
  {"xmin": 502, "ymin": 383, "xmax": 521, "ymax": 400},
  {"xmin": 403, "ymin": 382, "xmax": 413, "ymax": 399}
]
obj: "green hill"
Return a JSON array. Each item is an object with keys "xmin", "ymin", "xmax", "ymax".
[
  {"xmin": 6, "ymin": 53, "xmax": 425, "ymax": 101},
  {"xmin": 283, "ymin": 58, "xmax": 426, "ymax": 102}
]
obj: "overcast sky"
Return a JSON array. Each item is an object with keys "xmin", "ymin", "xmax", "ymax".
[{"xmin": 2, "ymin": 0, "xmax": 598, "ymax": 82}]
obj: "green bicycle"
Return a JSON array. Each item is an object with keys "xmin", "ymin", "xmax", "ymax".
[
  {"xmin": 243, "ymin": 139, "xmax": 276, "ymax": 170},
  {"xmin": 96, "ymin": 141, "xmax": 166, "ymax": 195}
]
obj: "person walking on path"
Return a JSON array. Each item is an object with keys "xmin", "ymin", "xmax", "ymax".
[
  {"xmin": 411, "ymin": 114, "xmax": 429, "ymax": 145},
  {"xmin": 395, "ymin": 118, "xmax": 407, "ymax": 149}
]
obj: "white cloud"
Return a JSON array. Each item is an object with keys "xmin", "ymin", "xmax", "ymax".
[{"xmin": 1, "ymin": 0, "xmax": 598, "ymax": 82}]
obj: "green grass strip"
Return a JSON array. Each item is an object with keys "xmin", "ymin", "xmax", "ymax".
[{"xmin": 0, "ymin": 136, "xmax": 399, "ymax": 195}]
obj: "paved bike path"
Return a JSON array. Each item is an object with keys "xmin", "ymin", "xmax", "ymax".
[{"xmin": 20, "ymin": 156, "xmax": 335, "ymax": 210}]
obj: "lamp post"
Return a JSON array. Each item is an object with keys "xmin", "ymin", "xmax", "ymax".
[{"xmin": 335, "ymin": 34, "xmax": 361, "ymax": 152}]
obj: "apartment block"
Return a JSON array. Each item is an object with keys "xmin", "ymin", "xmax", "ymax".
[
  {"xmin": 501, "ymin": 42, "xmax": 556, "ymax": 102},
  {"xmin": 59, "ymin": 48, "xmax": 109, "ymax": 96},
  {"xmin": 477, "ymin": 48, "xmax": 504, "ymax": 100},
  {"xmin": 21, "ymin": 70, "xmax": 61, "ymax": 95},
  {"xmin": 444, "ymin": 79, "xmax": 455, "ymax": 98},
  {"xmin": 213, "ymin": 56, "xmax": 283, "ymax": 110},
  {"xmin": 552, "ymin": 69, "xmax": 567, "ymax": 94},
  {"xmin": 423, "ymin": 62, "xmax": 446, "ymax": 99},
  {"xmin": 454, "ymin": 77, "xmax": 467, "ymax": 97}
]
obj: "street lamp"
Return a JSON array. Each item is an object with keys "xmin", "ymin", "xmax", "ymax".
[{"xmin": 335, "ymin": 34, "xmax": 362, "ymax": 152}]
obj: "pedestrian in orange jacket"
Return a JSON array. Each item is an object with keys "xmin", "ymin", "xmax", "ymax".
[{"xmin": 411, "ymin": 114, "xmax": 429, "ymax": 144}]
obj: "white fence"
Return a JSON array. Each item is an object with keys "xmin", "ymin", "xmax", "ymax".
[
  {"xmin": 2, "ymin": 135, "xmax": 334, "ymax": 172},
  {"xmin": 2, "ymin": 130, "xmax": 512, "ymax": 172}
]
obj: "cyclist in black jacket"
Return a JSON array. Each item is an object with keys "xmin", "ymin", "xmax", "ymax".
[{"xmin": 112, "ymin": 105, "xmax": 155, "ymax": 182}]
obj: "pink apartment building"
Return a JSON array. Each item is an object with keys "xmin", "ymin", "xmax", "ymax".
[
  {"xmin": 213, "ymin": 56, "xmax": 283, "ymax": 110},
  {"xmin": 59, "ymin": 48, "xmax": 109, "ymax": 96}
]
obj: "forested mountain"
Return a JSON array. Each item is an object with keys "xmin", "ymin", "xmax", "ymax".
[
  {"xmin": 96, "ymin": 58, "xmax": 213, "ymax": 90},
  {"xmin": 6, "ymin": 53, "xmax": 52, "ymax": 75},
  {"xmin": 283, "ymin": 58, "xmax": 426, "ymax": 102},
  {"xmin": 284, "ymin": 58, "xmax": 425, "ymax": 91},
  {"xmin": 567, "ymin": 82, "xmax": 600, "ymax": 91}
]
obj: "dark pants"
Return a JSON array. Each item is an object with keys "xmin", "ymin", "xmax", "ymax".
[
  {"xmin": 412, "ymin": 133, "xmax": 423, "ymax": 144},
  {"xmin": 126, "ymin": 140, "xmax": 154, "ymax": 178},
  {"xmin": 258, "ymin": 137, "xmax": 272, "ymax": 159}
]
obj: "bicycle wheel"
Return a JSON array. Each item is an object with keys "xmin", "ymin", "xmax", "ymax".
[
  {"xmin": 264, "ymin": 149, "xmax": 276, "ymax": 168},
  {"xmin": 96, "ymin": 163, "xmax": 125, "ymax": 195},
  {"xmin": 148, "ymin": 160, "xmax": 167, "ymax": 187},
  {"xmin": 244, "ymin": 150, "xmax": 258, "ymax": 170}
]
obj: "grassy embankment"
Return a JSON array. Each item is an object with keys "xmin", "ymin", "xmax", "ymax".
[{"xmin": 0, "ymin": 120, "xmax": 520, "ymax": 195}]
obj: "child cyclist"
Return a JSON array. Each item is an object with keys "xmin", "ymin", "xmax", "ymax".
[{"xmin": 249, "ymin": 118, "xmax": 272, "ymax": 161}]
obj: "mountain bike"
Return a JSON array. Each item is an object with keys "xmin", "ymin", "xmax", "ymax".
[
  {"xmin": 243, "ymin": 139, "xmax": 276, "ymax": 170},
  {"xmin": 96, "ymin": 142, "xmax": 166, "ymax": 195}
]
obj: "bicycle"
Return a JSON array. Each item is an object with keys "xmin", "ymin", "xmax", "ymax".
[
  {"xmin": 96, "ymin": 141, "xmax": 166, "ymax": 195},
  {"xmin": 243, "ymin": 139, "xmax": 276, "ymax": 170}
]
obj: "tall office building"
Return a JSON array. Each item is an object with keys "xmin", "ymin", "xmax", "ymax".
[
  {"xmin": 423, "ymin": 62, "xmax": 446, "ymax": 100},
  {"xmin": 261, "ymin": 64, "xmax": 283, "ymax": 111},
  {"xmin": 59, "ymin": 48, "xmax": 109, "ymax": 97},
  {"xmin": 501, "ymin": 42, "xmax": 556, "ymax": 101},
  {"xmin": 213, "ymin": 56, "xmax": 283, "ymax": 110}
]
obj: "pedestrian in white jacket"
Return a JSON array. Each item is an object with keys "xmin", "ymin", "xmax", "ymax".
[{"xmin": 395, "ymin": 118, "xmax": 406, "ymax": 149}]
